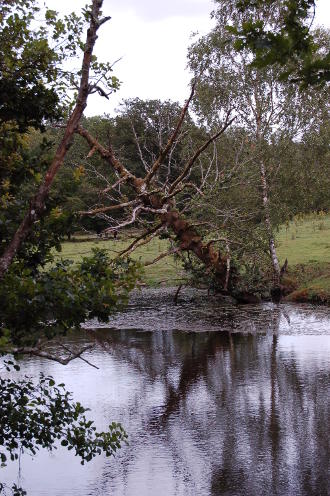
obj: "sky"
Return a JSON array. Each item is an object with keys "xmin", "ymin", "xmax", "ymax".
[{"xmin": 44, "ymin": 0, "xmax": 330, "ymax": 116}]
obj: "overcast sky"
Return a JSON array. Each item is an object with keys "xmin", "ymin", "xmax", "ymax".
[{"xmin": 45, "ymin": 0, "xmax": 330, "ymax": 116}]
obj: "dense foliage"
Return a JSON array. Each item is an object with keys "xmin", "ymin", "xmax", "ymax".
[
  {"xmin": 0, "ymin": 1, "xmax": 139, "ymax": 493},
  {"xmin": 186, "ymin": 0, "xmax": 329, "ymax": 291},
  {"xmin": 222, "ymin": 0, "xmax": 330, "ymax": 87},
  {"xmin": 0, "ymin": 0, "xmax": 82, "ymax": 130},
  {"xmin": 0, "ymin": 249, "xmax": 140, "ymax": 350}
]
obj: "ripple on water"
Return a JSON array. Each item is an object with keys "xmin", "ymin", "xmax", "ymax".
[
  {"xmin": 84, "ymin": 287, "xmax": 330, "ymax": 335},
  {"xmin": 2, "ymin": 288, "xmax": 329, "ymax": 496}
]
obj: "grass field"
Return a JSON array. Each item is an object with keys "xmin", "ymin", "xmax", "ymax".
[
  {"xmin": 276, "ymin": 212, "xmax": 330, "ymax": 265},
  {"xmin": 55, "ymin": 212, "xmax": 330, "ymax": 301},
  {"xmin": 276, "ymin": 212, "xmax": 330, "ymax": 303},
  {"xmin": 53, "ymin": 235, "xmax": 185, "ymax": 286}
]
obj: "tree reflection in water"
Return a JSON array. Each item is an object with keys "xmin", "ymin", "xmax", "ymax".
[
  {"xmin": 90, "ymin": 318, "xmax": 329, "ymax": 496},
  {"xmin": 2, "ymin": 300, "xmax": 329, "ymax": 496}
]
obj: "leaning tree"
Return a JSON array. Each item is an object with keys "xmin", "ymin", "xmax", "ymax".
[
  {"xmin": 0, "ymin": 1, "xmax": 138, "ymax": 493},
  {"xmin": 73, "ymin": 88, "xmax": 238, "ymax": 291}
]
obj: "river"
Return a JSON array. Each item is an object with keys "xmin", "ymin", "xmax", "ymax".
[{"xmin": 2, "ymin": 288, "xmax": 330, "ymax": 495}]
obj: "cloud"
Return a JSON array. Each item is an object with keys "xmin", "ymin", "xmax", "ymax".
[
  {"xmin": 38, "ymin": 0, "xmax": 214, "ymax": 116},
  {"xmin": 87, "ymin": 7, "xmax": 215, "ymax": 115},
  {"xmin": 104, "ymin": 0, "xmax": 213, "ymax": 21}
]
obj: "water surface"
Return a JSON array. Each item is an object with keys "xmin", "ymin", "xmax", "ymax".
[{"xmin": 2, "ymin": 289, "xmax": 330, "ymax": 496}]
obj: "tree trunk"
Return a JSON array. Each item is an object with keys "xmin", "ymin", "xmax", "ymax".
[
  {"xmin": 0, "ymin": 0, "xmax": 107, "ymax": 278},
  {"xmin": 260, "ymin": 160, "xmax": 281, "ymax": 285},
  {"xmin": 161, "ymin": 210, "xmax": 229, "ymax": 287}
]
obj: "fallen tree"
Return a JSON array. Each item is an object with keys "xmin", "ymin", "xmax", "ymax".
[{"xmin": 75, "ymin": 93, "xmax": 238, "ymax": 291}]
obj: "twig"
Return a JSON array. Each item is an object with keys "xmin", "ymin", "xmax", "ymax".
[
  {"xmin": 9, "ymin": 344, "xmax": 98, "ymax": 368},
  {"xmin": 58, "ymin": 343, "xmax": 99, "ymax": 369},
  {"xmin": 103, "ymin": 206, "xmax": 166, "ymax": 233},
  {"xmin": 78, "ymin": 199, "xmax": 139, "ymax": 216},
  {"xmin": 116, "ymin": 223, "xmax": 163, "ymax": 258},
  {"xmin": 77, "ymin": 125, "xmax": 141, "ymax": 191},
  {"xmin": 168, "ymin": 114, "xmax": 236, "ymax": 194},
  {"xmin": 144, "ymin": 247, "xmax": 180, "ymax": 266},
  {"xmin": 101, "ymin": 176, "xmax": 127, "ymax": 194},
  {"xmin": 144, "ymin": 83, "xmax": 196, "ymax": 185}
]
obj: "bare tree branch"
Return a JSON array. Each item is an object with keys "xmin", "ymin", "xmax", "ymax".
[
  {"xmin": 143, "ymin": 83, "xmax": 196, "ymax": 186},
  {"xmin": 168, "ymin": 115, "xmax": 236, "ymax": 195},
  {"xmin": 101, "ymin": 176, "xmax": 128, "ymax": 194},
  {"xmin": 130, "ymin": 119, "xmax": 150, "ymax": 172},
  {"xmin": 103, "ymin": 209, "xmax": 139, "ymax": 232},
  {"xmin": 144, "ymin": 247, "xmax": 180, "ymax": 266},
  {"xmin": 116, "ymin": 223, "xmax": 163, "ymax": 258},
  {"xmin": 79, "ymin": 199, "xmax": 139, "ymax": 216},
  {"xmin": 206, "ymin": 237, "xmax": 243, "ymax": 247},
  {"xmin": 9, "ymin": 344, "xmax": 99, "ymax": 369},
  {"xmin": 164, "ymin": 181, "xmax": 205, "ymax": 202},
  {"xmin": 77, "ymin": 125, "xmax": 142, "ymax": 191}
]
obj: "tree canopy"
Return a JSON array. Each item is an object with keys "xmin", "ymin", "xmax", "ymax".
[{"xmin": 218, "ymin": 0, "xmax": 330, "ymax": 87}]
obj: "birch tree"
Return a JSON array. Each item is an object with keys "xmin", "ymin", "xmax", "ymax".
[{"xmin": 187, "ymin": 1, "xmax": 328, "ymax": 291}]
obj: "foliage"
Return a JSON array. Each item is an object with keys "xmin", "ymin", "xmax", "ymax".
[
  {"xmin": 0, "ymin": 126, "xmax": 69, "ymax": 270},
  {"xmin": 53, "ymin": 235, "xmax": 184, "ymax": 286},
  {"xmin": 274, "ymin": 119, "xmax": 330, "ymax": 216},
  {"xmin": 181, "ymin": 226, "xmax": 271, "ymax": 295},
  {"xmin": 0, "ymin": 0, "xmax": 121, "ymax": 264},
  {"xmin": 0, "ymin": 0, "xmax": 120, "ymax": 131},
  {"xmin": 40, "ymin": 100, "xmax": 206, "ymax": 236},
  {"xmin": 220, "ymin": 0, "xmax": 330, "ymax": 87},
  {"xmin": 0, "ymin": 1, "xmax": 138, "ymax": 493},
  {"xmin": 0, "ymin": 0, "xmax": 139, "ymax": 370},
  {"xmin": 112, "ymin": 98, "xmax": 201, "ymax": 182},
  {"xmin": 0, "ymin": 362, "xmax": 127, "ymax": 495},
  {"xmin": 52, "ymin": 100, "xmax": 204, "ymax": 231},
  {"xmin": 0, "ymin": 483, "xmax": 26, "ymax": 496},
  {"xmin": 187, "ymin": 3, "xmax": 328, "ymax": 290},
  {"xmin": 0, "ymin": 249, "xmax": 140, "ymax": 349},
  {"xmin": 0, "ymin": 0, "xmax": 78, "ymax": 130}
]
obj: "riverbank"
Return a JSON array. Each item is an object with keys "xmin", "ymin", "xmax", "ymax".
[
  {"xmin": 277, "ymin": 213, "xmax": 330, "ymax": 304},
  {"xmin": 54, "ymin": 233, "xmax": 185, "ymax": 286},
  {"xmin": 281, "ymin": 263, "xmax": 330, "ymax": 304},
  {"xmin": 55, "ymin": 213, "xmax": 330, "ymax": 304}
]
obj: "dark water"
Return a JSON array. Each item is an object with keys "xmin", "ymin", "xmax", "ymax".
[{"xmin": 1, "ymin": 289, "xmax": 330, "ymax": 496}]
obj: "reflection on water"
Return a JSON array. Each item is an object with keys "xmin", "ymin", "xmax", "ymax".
[
  {"xmin": 1, "ymin": 291, "xmax": 330, "ymax": 496},
  {"xmin": 86, "ymin": 288, "xmax": 330, "ymax": 335}
]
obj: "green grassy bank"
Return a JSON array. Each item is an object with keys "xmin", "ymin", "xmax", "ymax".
[
  {"xmin": 55, "ymin": 212, "xmax": 330, "ymax": 303},
  {"xmin": 54, "ymin": 234, "xmax": 185, "ymax": 286},
  {"xmin": 276, "ymin": 212, "xmax": 330, "ymax": 304}
]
